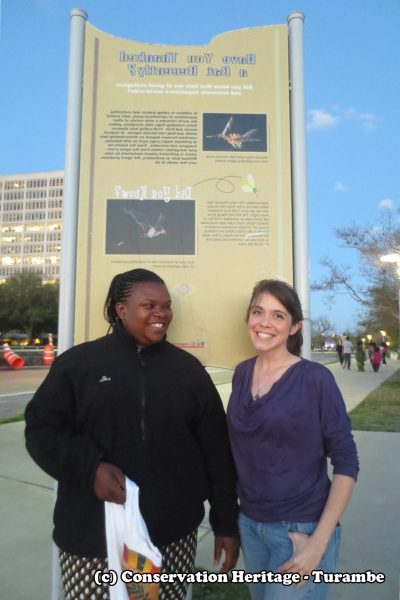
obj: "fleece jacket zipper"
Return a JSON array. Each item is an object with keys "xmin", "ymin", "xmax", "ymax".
[{"xmin": 137, "ymin": 350, "xmax": 147, "ymax": 442}]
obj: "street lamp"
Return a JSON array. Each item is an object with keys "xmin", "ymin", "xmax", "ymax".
[{"xmin": 380, "ymin": 253, "xmax": 400, "ymax": 357}]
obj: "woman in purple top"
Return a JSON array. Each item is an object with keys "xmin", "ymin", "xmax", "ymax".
[{"xmin": 227, "ymin": 280, "xmax": 359, "ymax": 599}]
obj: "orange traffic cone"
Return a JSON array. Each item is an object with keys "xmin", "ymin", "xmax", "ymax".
[
  {"xmin": 42, "ymin": 334, "xmax": 55, "ymax": 366},
  {"xmin": 2, "ymin": 342, "xmax": 25, "ymax": 370}
]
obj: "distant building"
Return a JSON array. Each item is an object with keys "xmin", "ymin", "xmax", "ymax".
[{"xmin": 0, "ymin": 170, "xmax": 63, "ymax": 282}]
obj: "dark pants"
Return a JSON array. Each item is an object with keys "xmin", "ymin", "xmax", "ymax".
[{"xmin": 343, "ymin": 354, "xmax": 351, "ymax": 369}]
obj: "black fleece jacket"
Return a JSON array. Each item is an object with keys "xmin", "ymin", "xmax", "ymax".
[{"xmin": 25, "ymin": 324, "xmax": 239, "ymax": 558}]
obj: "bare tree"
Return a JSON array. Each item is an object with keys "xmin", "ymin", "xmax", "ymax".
[
  {"xmin": 311, "ymin": 315, "xmax": 335, "ymax": 337},
  {"xmin": 312, "ymin": 210, "xmax": 400, "ymax": 344}
]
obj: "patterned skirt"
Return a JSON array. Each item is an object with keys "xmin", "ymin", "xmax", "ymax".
[{"xmin": 59, "ymin": 529, "xmax": 197, "ymax": 600}]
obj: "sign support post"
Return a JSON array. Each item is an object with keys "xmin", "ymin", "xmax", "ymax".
[
  {"xmin": 52, "ymin": 9, "xmax": 87, "ymax": 600},
  {"xmin": 288, "ymin": 12, "xmax": 311, "ymax": 358}
]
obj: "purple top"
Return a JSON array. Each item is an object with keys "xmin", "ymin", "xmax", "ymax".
[{"xmin": 227, "ymin": 358, "xmax": 359, "ymax": 523}]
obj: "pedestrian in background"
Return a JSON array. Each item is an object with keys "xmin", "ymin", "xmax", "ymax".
[
  {"xmin": 336, "ymin": 340, "xmax": 343, "ymax": 365},
  {"xmin": 381, "ymin": 343, "xmax": 388, "ymax": 364},
  {"xmin": 367, "ymin": 342, "xmax": 374, "ymax": 361},
  {"xmin": 355, "ymin": 340, "xmax": 366, "ymax": 372},
  {"xmin": 342, "ymin": 336, "xmax": 353, "ymax": 370},
  {"xmin": 370, "ymin": 342, "xmax": 382, "ymax": 373}
]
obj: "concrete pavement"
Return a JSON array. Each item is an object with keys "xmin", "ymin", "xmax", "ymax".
[{"xmin": 0, "ymin": 358, "xmax": 399, "ymax": 599}]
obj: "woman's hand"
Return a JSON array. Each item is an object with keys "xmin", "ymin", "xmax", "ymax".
[
  {"xmin": 94, "ymin": 462, "xmax": 126, "ymax": 504},
  {"xmin": 213, "ymin": 536, "xmax": 240, "ymax": 573},
  {"xmin": 278, "ymin": 532, "xmax": 325, "ymax": 587},
  {"xmin": 278, "ymin": 475, "xmax": 356, "ymax": 587}
]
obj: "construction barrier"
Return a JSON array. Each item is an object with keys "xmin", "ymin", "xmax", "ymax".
[
  {"xmin": 42, "ymin": 335, "xmax": 55, "ymax": 366},
  {"xmin": 2, "ymin": 342, "xmax": 25, "ymax": 370}
]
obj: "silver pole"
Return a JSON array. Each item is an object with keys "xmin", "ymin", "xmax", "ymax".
[
  {"xmin": 52, "ymin": 9, "xmax": 87, "ymax": 600},
  {"xmin": 287, "ymin": 12, "xmax": 311, "ymax": 359},
  {"xmin": 57, "ymin": 8, "xmax": 87, "ymax": 354}
]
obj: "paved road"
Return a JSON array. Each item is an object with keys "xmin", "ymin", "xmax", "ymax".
[
  {"xmin": 311, "ymin": 351, "xmax": 338, "ymax": 364},
  {"xmin": 0, "ymin": 365, "xmax": 49, "ymax": 394},
  {"xmin": 0, "ymin": 366, "xmax": 49, "ymax": 419}
]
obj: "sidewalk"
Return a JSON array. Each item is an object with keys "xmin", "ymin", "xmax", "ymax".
[{"xmin": 0, "ymin": 359, "xmax": 399, "ymax": 599}]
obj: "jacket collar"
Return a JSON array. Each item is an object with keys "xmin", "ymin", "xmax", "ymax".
[{"xmin": 111, "ymin": 319, "xmax": 166, "ymax": 355}]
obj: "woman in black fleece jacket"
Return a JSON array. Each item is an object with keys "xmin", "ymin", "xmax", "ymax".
[{"xmin": 25, "ymin": 268, "xmax": 239, "ymax": 600}]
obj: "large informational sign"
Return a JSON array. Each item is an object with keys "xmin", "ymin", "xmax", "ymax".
[{"xmin": 75, "ymin": 22, "xmax": 293, "ymax": 367}]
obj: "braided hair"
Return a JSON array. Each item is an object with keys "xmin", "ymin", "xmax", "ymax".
[
  {"xmin": 245, "ymin": 279, "xmax": 304, "ymax": 356},
  {"xmin": 104, "ymin": 268, "xmax": 165, "ymax": 329}
]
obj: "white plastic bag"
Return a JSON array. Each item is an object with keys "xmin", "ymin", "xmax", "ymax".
[{"xmin": 105, "ymin": 477, "xmax": 162, "ymax": 600}]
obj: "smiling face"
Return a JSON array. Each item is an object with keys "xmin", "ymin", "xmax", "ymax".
[
  {"xmin": 247, "ymin": 292, "xmax": 301, "ymax": 355},
  {"xmin": 115, "ymin": 282, "xmax": 173, "ymax": 346}
]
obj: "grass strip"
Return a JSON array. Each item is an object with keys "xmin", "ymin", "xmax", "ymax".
[
  {"xmin": 349, "ymin": 369, "xmax": 400, "ymax": 432},
  {"xmin": 0, "ymin": 413, "xmax": 25, "ymax": 425},
  {"xmin": 193, "ymin": 579, "xmax": 250, "ymax": 599}
]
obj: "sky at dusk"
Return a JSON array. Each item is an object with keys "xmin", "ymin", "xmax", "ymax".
[{"xmin": 1, "ymin": 0, "xmax": 399, "ymax": 334}]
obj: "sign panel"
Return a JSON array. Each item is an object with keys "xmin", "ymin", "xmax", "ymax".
[{"xmin": 75, "ymin": 23, "xmax": 292, "ymax": 367}]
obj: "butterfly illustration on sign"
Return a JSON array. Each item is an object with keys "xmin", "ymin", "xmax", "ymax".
[
  {"xmin": 242, "ymin": 174, "xmax": 257, "ymax": 193},
  {"xmin": 205, "ymin": 117, "xmax": 260, "ymax": 149}
]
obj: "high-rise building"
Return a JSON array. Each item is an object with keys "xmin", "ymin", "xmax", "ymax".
[{"xmin": 0, "ymin": 170, "xmax": 63, "ymax": 282}]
